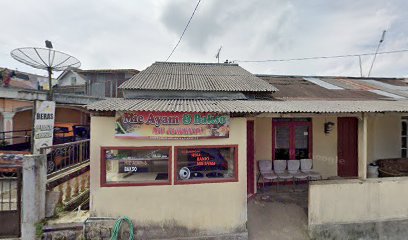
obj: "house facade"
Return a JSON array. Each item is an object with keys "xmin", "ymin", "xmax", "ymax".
[
  {"xmin": 0, "ymin": 69, "xmax": 103, "ymax": 151},
  {"xmin": 56, "ymin": 68, "xmax": 139, "ymax": 97},
  {"xmin": 87, "ymin": 62, "xmax": 408, "ymax": 239}
]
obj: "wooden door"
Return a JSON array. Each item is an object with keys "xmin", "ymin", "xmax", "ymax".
[
  {"xmin": 338, "ymin": 117, "xmax": 358, "ymax": 177},
  {"xmin": 247, "ymin": 120, "xmax": 255, "ymax": 195}
]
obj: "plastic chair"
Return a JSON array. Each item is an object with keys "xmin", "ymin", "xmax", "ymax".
[
  {"xmin": 288, "ymin": 160, "xmax": 308, "ymax": 189},
  {"xmin": 258, "ymin": 160, "xmax": 278, "ymax": 190},
  {"xmin": 274, "ymin": 160, "xmax": 293, "ymax": 191},
  {"xmin": 300, "ymin": 159, "xmax": 322, "ymax": 180}
]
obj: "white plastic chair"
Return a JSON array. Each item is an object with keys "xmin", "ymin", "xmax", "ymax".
[
  {"xmin": 288, "ymin": 160, "xmax": 308, "ymax": 189},
  {"xmin": 258, "ymin": 160, "xmax": 278, "ymax": 189},
  {"xmin": 274, "ymin": 160, "xmax": 291, "ymax": 176},
  {"xmin": 274, "ymin": 160, "xmax": 293, "ymax": 191},
  {"xmin": 300, "ymin": 159, "xmax": 322, "ymax": 180}
]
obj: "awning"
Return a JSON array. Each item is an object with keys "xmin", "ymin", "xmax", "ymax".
[{"xmin": 87, "ymin": 98, "xmax": 408, "ymax": 114}]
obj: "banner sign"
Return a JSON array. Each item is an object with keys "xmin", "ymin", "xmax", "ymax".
[
  {"xmin": 115, "ymin": 112, "xmax": 230, "ymax": 139},
  {"xmin": 32, "ymin": 100, "xmax": 56, "ymax": 154}
]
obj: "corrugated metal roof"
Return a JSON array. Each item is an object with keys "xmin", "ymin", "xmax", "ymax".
[
  {"xmin": 119, "ymin": 62, "xmax": 278, "ymax": 92},
  {"xmin": 258, "ymin": 75, "xmax": 382, "ymax": 100},
  {"xmin": 303, "ymin": 77, "xmax": 344, "ymax": 90},
  {"xmin": 258, "ymin": 75, "xmax": 408, "ymax": 100},
  {"xmin": 87, "ymin": 98, "xmax": 252, "ymax": 112},
  {"xmin": 76, "ymin": 69, "xmax": 139, "ymax": 74},
  {"xmin": 87, "ymin": 98, "xmax": 408, "ymax": 113},
  {"xmin": 368, "ymin": 90, "xmax": 406, "ymax": 99}
]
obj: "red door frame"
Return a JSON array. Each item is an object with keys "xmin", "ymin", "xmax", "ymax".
[
  {"xmin": 337, "ymin": 117, "xmax": 358, "ymax": 177},
  {"xmin": 272, "ymin": 120, "xmax": 313, "ymax": 160},
  {"xmin": 247, "ymin": 120, "xmax": 255, "ymax": 195}
]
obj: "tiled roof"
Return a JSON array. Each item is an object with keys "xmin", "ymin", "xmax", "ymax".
[
  {"xmin": 87, "ymin": 98, "xmax": 408, "ymax": 113},
  {"xmin": 119, "ymin": 62, "xmax": 278, "ymax": 92},
  {"xmin": 76, "ymin": 69, "xmax": 139, "ymax": 74}
]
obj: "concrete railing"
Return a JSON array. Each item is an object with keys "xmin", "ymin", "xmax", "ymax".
[
  {"xmin": 309, "ymin": 177, "xmax": 408, "ymax": 226},
  {"xmin": 53, "ymin": 171, "xmax": 90, "ymax": 207}
]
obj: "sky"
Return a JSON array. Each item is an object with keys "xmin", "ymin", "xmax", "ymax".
[{"xmin": 1, "ymin": 0, "xmax": 408, "ymax": 78}]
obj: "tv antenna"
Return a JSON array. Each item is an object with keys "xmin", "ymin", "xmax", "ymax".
[
  {"xmin": 215, "ymin": 46, "xmax": 222, "ymax": 63},
  {"xmin": 10, "ymin": 41, "xmax": 81, "ymax": 100},
  {"xmin": 367, "ymin": 30, "xmax": 386, "ymax": 77}
]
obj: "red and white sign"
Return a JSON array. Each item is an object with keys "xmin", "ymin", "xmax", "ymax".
[{"xmin": 115, "ymin": 111, "xmax": 230, "ymax": 139}]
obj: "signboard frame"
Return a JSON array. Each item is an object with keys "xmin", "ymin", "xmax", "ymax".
[
  {"xmin": 115, "ymin": 111, "xmax": 230, "ymax": 140},
  {"xmin": 32, "ymin": 100, "xmax": 56, "ymax": 154}
]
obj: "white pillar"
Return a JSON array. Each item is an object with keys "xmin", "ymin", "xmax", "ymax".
[
  {"xmin": 1, "ymin": 112, "xmax": 15, "ymax": 145},
  {"xmin": 358, "ymin": 113, "xmax": 368, "ymax": 180},
  {"xmin": 21, "ymin": 154, "xmax": 47, "ymax": 239}
]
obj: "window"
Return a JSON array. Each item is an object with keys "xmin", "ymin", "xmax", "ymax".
[
  {"xmin": 71, "ymin": 76, "xmax": 77, "ymax": 85},
  {"xmin": 101, "ymin": 146, "xmax": 171, "ymax": 187},
  {"xmin": 273, "ymin": 118, "xmax": 312, "ymax": 160},
  {"xmin": 174, "ymin": 145, "xmax": 238, "ymax": 184},
  {"xmin": 402, "ymin": 118, "xmax": 408, "ymax": 157}
]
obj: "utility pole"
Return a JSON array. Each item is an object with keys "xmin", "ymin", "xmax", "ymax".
[
  {"xmin": 215, "ymin": 46, "xmax": 222, "ymax": 63},
  {"xmin": 358, "ymin": 55, "xmax": 363, "ymax": 77}
]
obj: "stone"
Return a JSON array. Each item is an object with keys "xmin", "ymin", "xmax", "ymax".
[{"xmin": 46, "ymin": 190, "xmax": 61, "ymax": 217}]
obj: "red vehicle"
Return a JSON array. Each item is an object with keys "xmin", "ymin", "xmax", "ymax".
[{"xmin": 0, "ymin": 151, "xmax": 26, "ymax": 177}]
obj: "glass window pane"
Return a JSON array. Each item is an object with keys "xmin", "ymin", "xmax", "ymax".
[
  {"xmin": 402, "ymin": 137, "xmax": 407, "ymax": 148},
  {"xmin": 402, "ymin": 121, "xmax": 407, "ymax": 136},
  {"xmin": 273, "ymin": 118, "xmax": 291, "ymax": 122},
  {"xmin": 276, "ymin": 126, "xmax": 290, "ymax": 148},
  {"xmin": 295, "ymin": 126, "xmax": 309, "ymax": 160},
  {"xmin": 273, "ymin": 118, "xmax": 311, "ymax": 122},
  {"xmin": 275, "ymin": 126, "xmax": 290, "ymax": 160},
  {"xmin": 104, "ymin": 148, "xmax": 170, "ymax": 184},
  {"xmin": 176, "ymin": 146, "xmax": 236, "ymax": 182},
  {"xmin": 402, "ymin": 149, "xmax": 407, "ymax": 158}
]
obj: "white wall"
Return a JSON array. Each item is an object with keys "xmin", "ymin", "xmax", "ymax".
[
  {"xmin": 59, "ymin": 71, "xmax": 86, "ymax": 86},
  {"xmin": 367, "ymin": 114, "xmax": 401, "ymax": 164},
  {"xmin": 90, "ymin": 116, "xmax": 248, "ymax": 235},
  {"xmin": 312, "ymin": 116, "xmax": 338, "ymax": 178},
  {"xmin": 309, "ymin": 177, "xmax": 408, "ymax": 226}
]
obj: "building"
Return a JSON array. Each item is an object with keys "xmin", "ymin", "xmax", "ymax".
[
  {"xmin": 0, "ymin": 66, "xmax": 105, "ymax": 151},
  {"xmin": 0, "ymin": 67, "xmax": 51, "ymax": 90},
  {"xmin": 55, "ymin": 68, "xmax": 139, "ymax": 97},
  {"xmin": 87, "ymin": 62, "xmax": 408, "ymax": 239}
]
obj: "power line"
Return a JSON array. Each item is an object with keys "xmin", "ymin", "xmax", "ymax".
[
  {"xmin": 233, "ymin": 49, "xmax": 408, "ymax": 63},
  {"xmin": 165, "ymin": 0, "xmax": 202, "ymax": 62}
]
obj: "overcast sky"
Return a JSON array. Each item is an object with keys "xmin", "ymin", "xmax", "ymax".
[{"xmin": 1, "ymin": 0, "xmax": 407, "ymax": 77}]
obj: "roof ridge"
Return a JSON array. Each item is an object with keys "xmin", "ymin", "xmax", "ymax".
[
  {"xmin": 255, "ymin": 74, "xmax": 407, "ymax": 80},
  {"xmin": 154, "ymin": 61, "xmax": 239, "ymax": 66},
  {"xmin": 119, "ymin": 61, "xmax": 278, "ymax": 92}
]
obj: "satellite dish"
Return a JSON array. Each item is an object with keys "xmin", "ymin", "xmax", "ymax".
[
  {"xmin": 11, "ymin": 47, "xmax": 80, "ymax": 71},
  {"xmin": 10, "ymin": 41, "xmax": 81, "ymax": 99}
]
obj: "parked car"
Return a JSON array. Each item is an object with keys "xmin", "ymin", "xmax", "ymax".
[
  {"xmin": 48, "ymin": 124, "xmax": 90, "ymax": 173},
  {"xmin": 72, "ymin": 125, "xmax": 90, "ymax": 140},
  {"xmin": 53, "ymin": 123, "xmax": 90, "ymax": 144},
  {"xmin": 45, "ymin": 142, "xmax": 89, "ymax": 174}
]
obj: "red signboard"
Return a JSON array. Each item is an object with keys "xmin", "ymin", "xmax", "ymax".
[
  {"xmin": 115, "ymin": 112, "xmax": 230, "ymax": 139},
  {"xmin": 181, "ymin": 149, "xmax": 217, "ymax": 166}
]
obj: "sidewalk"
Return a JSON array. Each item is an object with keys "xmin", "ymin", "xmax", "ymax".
[{"xmin": 247, "ymin": 185, "xmax": 310, "ymax": 240}]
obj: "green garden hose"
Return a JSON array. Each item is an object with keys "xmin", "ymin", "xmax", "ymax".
[{"xmin": 111, "ymin": 216, "xmax": 135, "ymax": 240}]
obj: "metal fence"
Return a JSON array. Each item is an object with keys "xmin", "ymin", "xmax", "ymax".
[
  {"xmin": 0, "ymin": 129, "xmax": 31, "ymax": 151},
  {"xmin": 40, "ymin": 139, "xmax": 90, "ymax": 174}
]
